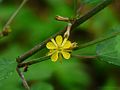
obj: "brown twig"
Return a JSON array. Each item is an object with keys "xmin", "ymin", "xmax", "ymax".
[
  {"xmin": 18, "ymin": 56, "xmax": 49, "ymax": 68},
  {"xmin": 16, "ymin": 0, "xmax": 113, "ymax": 63},
  {"xmin": 0, "ymin": 0, "xmax": 28, "ymax": 39},
  {"xmin": 16, "ymin": 67, "xmax": 30, "ymax": 90}
]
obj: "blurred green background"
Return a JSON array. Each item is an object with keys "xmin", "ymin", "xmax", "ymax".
[{"xmin": 0, "ymin": 0, "xmax": 120, "ymax": 90}]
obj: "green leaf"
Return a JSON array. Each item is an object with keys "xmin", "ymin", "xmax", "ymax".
[
  {"xmin": 96, "ymin": 33, "xmax": 120, "ymax": 66},
  {"xmin": 0, "ymin": 58, "xmax": 16, "ymax": 81}
]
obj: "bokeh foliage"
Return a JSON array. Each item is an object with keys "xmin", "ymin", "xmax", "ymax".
[{"xmin": 0, "ymin": 0, "xmax": 120, "ymax": 90}]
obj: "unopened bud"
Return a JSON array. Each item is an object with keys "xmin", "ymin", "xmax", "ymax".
[{"xmin": 55, "ymin": 15, "xmax": 70, "ymax": 22}]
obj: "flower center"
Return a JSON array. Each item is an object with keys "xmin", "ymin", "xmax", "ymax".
[{"xmin": 57, "ymin": 46, "xmax": 63, "ymax": 51}]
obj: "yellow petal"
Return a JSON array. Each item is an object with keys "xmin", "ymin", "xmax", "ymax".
[
  {"xmin": 61, "ymin": 51, "xmax": 70, "ymax": 59},
  {"xmin": 62, "ymin": 40, "xmax": 72, "ymax": 49},
  {"xmin": 55, "ymin": 35, "xmax": 63, "ymax": 46},
  {"xmin": 46, "ymin": 42, "xmax": 56, "ymax": 49},
  {"xmin": 61, "ymin": 38, "xmax": 67, "ymax": 46},
  {"xmin": 51, "ymin": 51, "xmax": 59, "ymax": 62},
  {"xmin": 47, "ymin": 50, "xmax": 55, "ymax": 56},
  {"xmin": 51, "ymin": 38, "xmax": 58, "ymax": 46}
]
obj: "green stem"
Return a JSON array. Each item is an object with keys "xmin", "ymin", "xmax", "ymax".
[
  {"xmin": 75, "ymin": 31, "xmax": 120, "ymax": 50},
  {"xmin": 72, "ymin": 54, "xmax": 97, "ymax": 59}
]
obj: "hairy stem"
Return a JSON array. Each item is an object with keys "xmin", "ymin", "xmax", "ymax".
[
  {"xmin": 16, "ymin": 0, "xmax": 113, "ymax": 63},
  {"xmin": 0, "ymin": 0, "xmax": 28, "ymax": 38}
]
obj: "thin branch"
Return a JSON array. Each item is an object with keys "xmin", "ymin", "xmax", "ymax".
[
  {"xmin": 0, "ymin": 0, "xmax": 28, "ymax": 38},
  {"xmin": 75, "ymin": 31, "xmax": 120, "ymax": 50},
  {"xmin": 18, "ymin": 54, "xmax": 96, "ymax": 68},
  {"xmin": 72, "ymin": 54, "xmax": 97, "ymax": 59},
  {"xmin": 16, "ymin": 0, "xmax": 113, "ymax": 63},
  {"xmin": 16, "ymin": 67, "xmax": 30, "ymax": 90},
  {"xmin": 18, "ymin": 56, "xmax": 49, "ymax": 68}
]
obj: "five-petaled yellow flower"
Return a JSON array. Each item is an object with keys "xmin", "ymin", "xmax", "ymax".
[{"xmin": 46, "ymin": 35, "xmax": 76, "ymax": 62}]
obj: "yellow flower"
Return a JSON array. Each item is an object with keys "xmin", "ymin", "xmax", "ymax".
[{"xmin": 46, "ymin": 35, "xmax": 76, "ymax": 62}]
